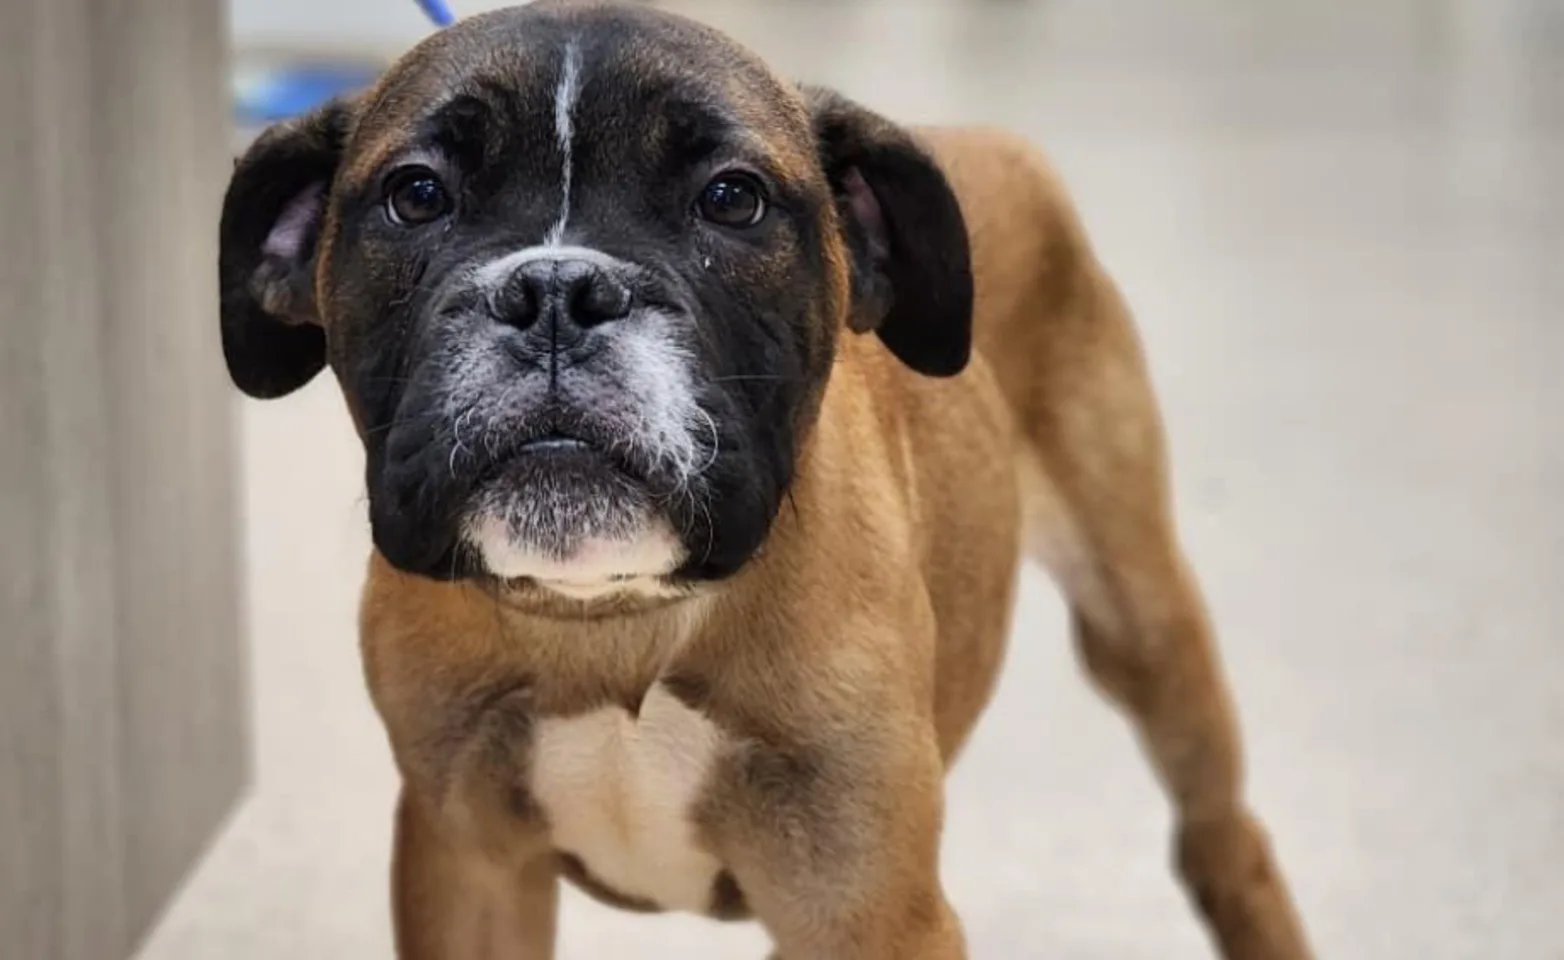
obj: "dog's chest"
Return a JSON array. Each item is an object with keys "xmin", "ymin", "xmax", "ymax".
[{"xmin": 530, "ymin": 686, "xmax": 727, "ymax": 913}]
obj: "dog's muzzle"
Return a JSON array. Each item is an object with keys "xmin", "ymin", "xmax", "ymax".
[{"xmin": 378, "ymin": 245, "xmax": 707, "ymax": 587}]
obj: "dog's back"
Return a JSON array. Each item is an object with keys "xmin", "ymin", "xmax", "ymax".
[
  {"xmin": 910, "ymin": 127, "xmax": 1314, "ymax": 960},
  {"xmin": 922, "ymin": 127, "xmax": 1175, "ymax": 625}
]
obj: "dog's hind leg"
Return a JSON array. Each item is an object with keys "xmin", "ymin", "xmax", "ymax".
[{"xmin": 1015, "ymin": 271, "xmax": 1314, "ymax": 960}]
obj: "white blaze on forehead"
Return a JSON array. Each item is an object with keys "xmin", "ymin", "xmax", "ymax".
[{"xmin": 546, "ymin": 40, "xmax": 585, "ymax": 247}]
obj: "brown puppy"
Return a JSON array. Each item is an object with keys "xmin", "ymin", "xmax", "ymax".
[{"xmin": 219, "ymin": 3, "xmax": 1313, "ymax": 957}]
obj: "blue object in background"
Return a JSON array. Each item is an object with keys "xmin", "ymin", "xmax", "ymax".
[
  {"xmin": 233, "ymin": 0, "xmax": 456, "ymax": 124},
  {"xmin": 415, "ymin": 0, "xmax": 459, "ymax": 27},
  {"xmin": 234, "ymin": 62, "xmax": 385, "ymax": 125}
]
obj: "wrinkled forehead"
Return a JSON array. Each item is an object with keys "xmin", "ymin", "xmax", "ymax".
[{"xmin": 342, "ymin": 3, "xmax": 819, "ymax": 186}]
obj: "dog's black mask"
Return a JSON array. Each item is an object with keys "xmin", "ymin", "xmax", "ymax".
[{"xmin": 218, "ymin": 2, "xmax": 972, "ymax": 591}]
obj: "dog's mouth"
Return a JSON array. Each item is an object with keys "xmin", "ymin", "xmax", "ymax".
[
  {"xmin": 504, "ymin": 432, "xmax": 644, "ymax": 490},
  {"xmin": 518, "ymin": 433, "xmax": 593, "ymax": 455},
  {"xmin": 473, "ymin": 415, "xmax": 654, "ymax": 494},
  {"xmin": 458, "ymin": 419, "xmax": 678, "ymax": 584}
]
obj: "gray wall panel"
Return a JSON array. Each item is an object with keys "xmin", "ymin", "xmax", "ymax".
[{"xmin": 0, "ymin": 1, "xmax": 247, "ymax": 956}]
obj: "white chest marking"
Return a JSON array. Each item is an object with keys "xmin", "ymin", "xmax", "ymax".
[{"xmin": 531, "ymin": 687, "xmax": 725, "ymax": 912}]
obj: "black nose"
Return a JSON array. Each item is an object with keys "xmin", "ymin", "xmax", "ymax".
[{"xmin": 492, "ymin": 258, "xmax": 633, "ymax": 333}]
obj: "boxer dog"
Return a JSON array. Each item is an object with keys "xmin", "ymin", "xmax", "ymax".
[{"xmin": 218, "ymin": 2, "xmax": 1313, "ymax": 957}]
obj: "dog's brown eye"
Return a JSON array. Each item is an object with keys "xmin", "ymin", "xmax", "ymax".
[
  {"xmin": 697, "ymin": 174, "xmax": 767, "ymax": 228},
  {"xmin": 385, "ymin": 167, "xmax": 451, "ymax": 226}
]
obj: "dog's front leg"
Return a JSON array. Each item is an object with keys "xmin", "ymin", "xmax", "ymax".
[
  {"xmin": 392, "ymin": 790, "xmax": 558, "ymax": 960},
  {"xmin": 708, "ymin": 705, "xmax": 965, "ymax": 960}
]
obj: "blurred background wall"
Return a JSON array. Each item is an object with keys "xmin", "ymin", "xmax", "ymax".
[
  {"xmin": 234, "ymin": 0, "xmax": 433, "ymax": 51},
  {"xmin": 0, "ymin": 2, "xmax": 246, "ymax": 958}
]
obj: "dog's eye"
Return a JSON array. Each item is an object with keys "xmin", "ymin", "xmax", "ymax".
[
  {"xmin": 696, "ymin": 174, "xmax": 767, "ymax": 228},
  {"xmin": 385, "ymin": 167, "xmax": 452, "ymax": 226}
]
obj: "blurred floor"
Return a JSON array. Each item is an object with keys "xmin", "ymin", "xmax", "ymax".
[{"xmin": 140, "ymin": 1, "xmax": 1563, "ymax": 958}]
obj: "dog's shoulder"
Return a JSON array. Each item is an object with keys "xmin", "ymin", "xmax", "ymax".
[{"xmin": 913, "ymin": 124, "xmax": 1094, "ymax": 301}]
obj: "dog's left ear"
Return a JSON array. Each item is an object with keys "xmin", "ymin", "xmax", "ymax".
[
  {"xmin": 219, "ymin": 97, "xmax": 356, "ymax": 399},
  {"xmin": 805, "ymin": 87, "xmax": 973, "ymax": 377}
]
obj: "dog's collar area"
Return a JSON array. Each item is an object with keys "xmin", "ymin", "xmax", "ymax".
[
  {"xmin": 532, "ymin": 575, "xmax": 692, "ymax": 603},
  {"xmin": 478, "ymin": 572, "xmax": 702, "ymax": 611}
]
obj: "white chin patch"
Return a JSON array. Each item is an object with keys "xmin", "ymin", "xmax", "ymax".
[{"xmin": 464, "ymin": 514, "xmax": 685, "ymax": 600}]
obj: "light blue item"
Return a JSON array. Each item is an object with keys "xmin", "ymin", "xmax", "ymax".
[
  {"xmin": 234, "ymin": 62, "xmax": 386, "ymax": 125},
  {"xmin": 234, "ymin": 0, "xmax": 457, "ymax": 124},
  {"xmin": 415, "ymin": 0, "xmax": 459, "ymax": 27}
]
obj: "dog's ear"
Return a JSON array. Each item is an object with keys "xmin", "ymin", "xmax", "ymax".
[
  {"xmin": 805, "ymin": 87, "xmax": 973, "ymax": 377},
  {"xmin": 219, "ymin": 98, "xmax": 356, "ymax": 399}
]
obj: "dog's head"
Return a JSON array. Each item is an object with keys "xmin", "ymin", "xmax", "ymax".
[{"xmin": 220, "ymin": 1, "xmax": 971, "ymax": 595}]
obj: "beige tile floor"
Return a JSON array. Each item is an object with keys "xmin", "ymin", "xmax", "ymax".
[{"xmin": 139, "ymin": 1, "xmax": 1563, "ymax": 957}]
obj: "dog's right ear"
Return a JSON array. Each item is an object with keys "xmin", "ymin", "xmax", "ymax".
[
  {"xmin": 219, "ymin": 98, "xmax": 356, "ymax": 399},
  {"xmin": 803, "ymin": 87, "xmax": 973, "ymax": 378}
]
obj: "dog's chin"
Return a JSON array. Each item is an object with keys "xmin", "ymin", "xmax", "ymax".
[{"xmin": 460, "ymin": 444, "xmax": 685, "ymax": 598}]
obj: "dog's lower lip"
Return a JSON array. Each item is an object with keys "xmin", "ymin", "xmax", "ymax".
[
  {"xmin": 484, "ymin": 431, "xmax": 648, "ymax": 487},
  {"xmin": 520, "ymin": 435, "xmax": 592, "ymax": 454}
]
